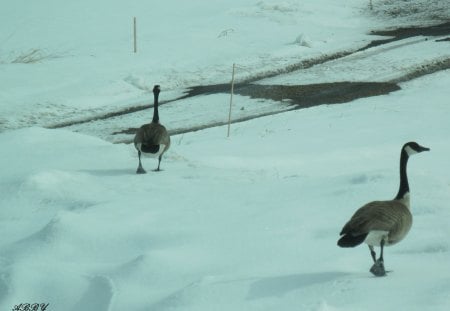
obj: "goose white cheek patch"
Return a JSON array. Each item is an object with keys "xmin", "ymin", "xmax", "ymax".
[{"xmin": 405, "ymin": 145, "xmax": 418, "ymax": 156}]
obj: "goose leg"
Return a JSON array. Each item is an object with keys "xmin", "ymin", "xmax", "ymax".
[
  {"xmin": 380, "ymin": 239, "xmax": 385, "ymax": 261},
  {"xmin": 370, "ymin": 239, "xmax": 386, "ymax": 277},
  {"xmin": 369, "ymin": 245, "xmax": 377, "ymax": 263},
  {"xmin": 154, "ymin": 155, "xmax": 162, "ymax": 171},
  {"xmin": 136, "ymin": 151, "xmax": 146, "ymax": 174}
]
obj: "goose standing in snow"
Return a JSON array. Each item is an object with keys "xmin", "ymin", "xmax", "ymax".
[
  {"xmin": 337, "ymin": 142, "xmax": 429, "ymax": 276},
  {"xmin": 134, "ymin": 85, "xmax": 171, "ymax": 173}
]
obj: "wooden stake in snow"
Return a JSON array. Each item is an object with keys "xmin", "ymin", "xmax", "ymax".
[
  {"xmin": 133, "ymin": 17, "xmax": 137, "ymax": 53},
  {"xmin": 227, "ymin": 63, "xmax": 236, "ymax": 137}
]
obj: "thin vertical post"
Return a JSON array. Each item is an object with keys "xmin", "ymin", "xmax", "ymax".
[
  {"xmin": 133, "ymin": 17, "xmax": 137, "ymax": 53},
  {"xmin": 227, "ymin": 63, "xmax": 236, "ymax": 138}
]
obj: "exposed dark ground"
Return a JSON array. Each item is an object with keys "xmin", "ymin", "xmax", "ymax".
[
  {"xmin": 182, "ymin": 21, "xmax": 450, "ymax": 103},
  {"xmin": 114, "ymin": 82, "xmax": 401, "ymax": 136},
  {"xmin": 370, "ymin": 0, "xmax": 450, "ymax": 22},
  {"xmin": 361, "ymin": 21, "xmax": 450, "ymax": 50},
  {"xmin": 186, "ymin": 82, "xmax": 401, "ymax": 109},
  {"xmin": 49, "ymin": 22, "xmax": 450, "ymax": 140}
]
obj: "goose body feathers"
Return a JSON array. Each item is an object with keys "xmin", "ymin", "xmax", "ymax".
[
  {"xmin": 338, "ymin": 199, "xmax": 412, "ymax": 248},
  {"xmin": 337, "ymin": 141, "xmax": 429, "ymax": 276},
  {"xmin": 134, "ymin": 123, "xmax": 170, "ymax": 156},
  {"xmin": 134, "ymin": 85, "xmax": 171, "ymax": 173}
]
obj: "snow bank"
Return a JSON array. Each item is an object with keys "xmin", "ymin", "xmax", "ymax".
[{"xmin": 1, "ymin": 70, "xmax": 450, "ymax": 310}]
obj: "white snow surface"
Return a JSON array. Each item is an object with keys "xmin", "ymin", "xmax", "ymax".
[{"xmin": 1, "ymin": 0, "xmax": 450, "ymax": 310}]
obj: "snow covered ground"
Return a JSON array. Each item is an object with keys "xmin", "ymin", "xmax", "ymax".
[
  {"xmin": 1, "ymin": 0, "xmax": 447, "ymax": 132},
  {"xmin": 0, "ymin": 0, "xmax": 367, "ymax": 131},
  {"xmin": 2, "ymin": 70, "xmax": 450, "ymax": 311},
  {"xmin": 1, "ymin": 0, "xmax": 450, "ymax": 310}
]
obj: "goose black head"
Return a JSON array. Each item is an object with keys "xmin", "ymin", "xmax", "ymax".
[
  {"xmin": 403, "ymin": 142, "xmax": 430, "ymax": 156},
  {"xmin": 153, "ymin": 85, "xmax": 161, "ymax": 94}
]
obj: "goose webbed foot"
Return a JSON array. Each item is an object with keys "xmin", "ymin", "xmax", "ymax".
[
  {"xmin": 154, "ymin": 156, "xmax": 163, "ymax": 172},
  {"xmin": 136, "ymin": 151, "xmax": 147, "ymax": 174},
  {"xmin": 370, "ymin": 259, "xmax": 386, "ymax": 277},
  {"xmin": 136, "ymin": 166, "xmax": 147, "ymax": 174}
]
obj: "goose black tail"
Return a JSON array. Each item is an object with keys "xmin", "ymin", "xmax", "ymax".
[
  {"xmin": 337, "ymin": 233, "xmax": 368, "ymax": 248},
  {"xmin": 141, "ymin": 144, "xmax": 160, "ymax": 153}
]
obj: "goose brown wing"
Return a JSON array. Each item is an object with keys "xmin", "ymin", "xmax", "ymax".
[
  {"xmin": 135, "ymin": 123, "xmax": 169, "ymax": 146},
  {"xmin": 340, "ymin": 200, "xmax": 411, "ymax": 236}
]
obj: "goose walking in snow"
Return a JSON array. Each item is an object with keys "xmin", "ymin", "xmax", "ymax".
[
  {"xmin": 134, "ymin": 85, "xmax": 171, "ymax": 173},
  {"xmin": 337, "ymin": 142, "xmax": 429, "ymax": 276}
]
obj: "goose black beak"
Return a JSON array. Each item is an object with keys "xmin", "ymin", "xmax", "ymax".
[{"xmin": 420, "ymin": 146, "xmax": 430, "ymax": 152}]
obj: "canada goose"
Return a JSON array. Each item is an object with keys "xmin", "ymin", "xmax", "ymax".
[
  {"xmin": 337, "ymin": 142, "xmax": 429, "ymax": 276},
  {"xmin": 134, "ymin": 85, "xmax": 171, "ymax": 173}
]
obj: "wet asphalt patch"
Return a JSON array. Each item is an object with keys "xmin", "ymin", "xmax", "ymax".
[
  {"xmin": 185, "ymin": 82, "xmax": 401, "ymax": 108},
  {"xmin": 360, "ymin": 21, "xmax": 450, "ymax": 51}
]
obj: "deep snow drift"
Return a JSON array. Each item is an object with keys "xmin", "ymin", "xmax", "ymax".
[{"xmin": 1, "ymin": 70, "xmax": 450, "ymax": 310}]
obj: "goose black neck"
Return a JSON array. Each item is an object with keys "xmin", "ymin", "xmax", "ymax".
[
  {"xmin": 395, "ymin": 149, "xmax": 410, "ymax": 200},
  {"xmin": 152, "ymin": 91, "xmax": 160, "ymax": 123}
]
